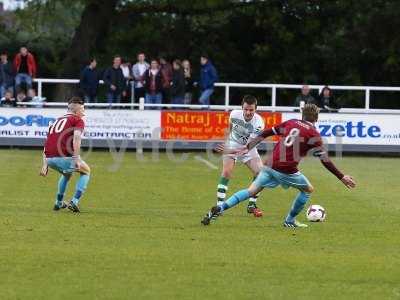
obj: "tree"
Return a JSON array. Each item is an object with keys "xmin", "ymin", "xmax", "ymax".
[
  {"xmin": 3, "ymin": 0, "xmax": 400, "ymax": 108},
  {"xmin": 54, "ymin": 0, "xmax": 118, "ymax": 100}
]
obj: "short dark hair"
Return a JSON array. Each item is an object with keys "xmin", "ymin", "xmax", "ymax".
[
  {"xmin": 201, "ymin": 54, "xmax": 209, "ymax": 60},
  {"xmin": 68, "ymin": 96, "xmax": 84, "ymax": 105},
  {"xmin": 88, "ymin": 57, "xmax": 96, "ymax": 64},
  {"xmin": 302, "ymin": 103, "xmax": 319, "ymax": 122},
  {"xmin": 0, "ymin": 51, "xmax": 7, "ymax": 56},
  {"xmin": 173, "ymin": 59, "xmax": 182, "ymax": 67},
  {"xmin": 242, "ymin": 95, "xmax": 258, "ymax": 107}
]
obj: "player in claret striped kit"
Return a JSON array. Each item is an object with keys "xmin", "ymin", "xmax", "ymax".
[
  {"xmin": 39, "ymin": 96, "xmax": 91, "ymax": 213},
  {"xmin": 202, "ymin": 104, "xmax": 356, "ymax": 228}
]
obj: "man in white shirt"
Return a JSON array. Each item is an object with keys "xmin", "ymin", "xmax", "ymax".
[
  {"xmin": 216, "ymin": 95, "xmax": 265, "ymax": 217},
  {"xmin": 132, "ymin": 53, "xmax": 149, "ymax": 102}
]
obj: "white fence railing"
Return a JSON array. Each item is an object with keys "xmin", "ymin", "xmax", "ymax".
[{"xmin": 32, "ymin": 78, "xmax": 400, "ymax": 113}]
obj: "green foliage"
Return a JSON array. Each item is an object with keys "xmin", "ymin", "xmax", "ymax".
[
  {"xmin": 2, "ymin": 0, "xmax": 400, "ymax": 106},
  {"xmin": 0, "ymin": 0, "xmax": 84, "ymax": 76}
]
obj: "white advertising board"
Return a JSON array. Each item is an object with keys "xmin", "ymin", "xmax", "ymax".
[
  {"xmin": 283, "ymin": 112, "xmax": 400, "ymax": 145},
  {"xmin": 0, "ymin": 108, "xmax": 161, "ymax": 140},
  {"xmin": 0, "ymin": 108, "xmax": 399, "ymax": 146}
]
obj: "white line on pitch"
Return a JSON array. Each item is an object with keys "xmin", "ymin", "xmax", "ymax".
[{"xmin": 194, "ymin": 155, "xmax": 218, "ymax": 170}]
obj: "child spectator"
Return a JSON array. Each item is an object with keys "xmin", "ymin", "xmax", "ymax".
[
  {"xmin": 16, "ymin": 90, "xmax": 26, "ymax": 102},
  {"xmin": 0, "ymin": 90, "xmax": 16, "ymax": 107}
]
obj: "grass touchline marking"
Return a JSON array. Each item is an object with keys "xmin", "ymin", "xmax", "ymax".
[{"xmin": 194, "ymin": 155, "xmax": 218, "ymax": 170}]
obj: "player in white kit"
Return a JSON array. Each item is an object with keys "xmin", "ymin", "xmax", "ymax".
[{"xmin": 216, "ymin": 95, "xmax": 264, "ymax": 217}]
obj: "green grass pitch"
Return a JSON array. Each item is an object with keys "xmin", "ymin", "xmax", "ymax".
[{"xmin": 0, "ymin": 149, "xmax": 399, "ymax": 300}]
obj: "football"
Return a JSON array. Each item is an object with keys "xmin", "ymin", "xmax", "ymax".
[{"xmin": 306, "ymin": 205, "xmax": 326, "ymax": 222}]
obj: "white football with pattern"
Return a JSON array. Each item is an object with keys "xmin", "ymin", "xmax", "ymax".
[{"xmin": 306, "ymin": 205, "xmax": 326, "ymax": 222}]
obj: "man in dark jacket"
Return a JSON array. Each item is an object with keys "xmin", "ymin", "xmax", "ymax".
[
  {"xmin": 0, "ymin": 52, "xmax": 14, "ymax": 98},
  {"xmin": 171, "ymin": 60, "xmax": 185, "ymax": 105},
  {"xmin": 80, "ymin": 58, "xmax": 99, "ymax": 103},
  {"xmin": 159, "ymin": 56, "xmax": 173, "ymax": 104},
  {"xmin": 199, "ymin": 54, "xmax": 218, "ymax": 106},
  {"xmin": 103, "ymin": 56, "xmax": 126, "ymax": 105}
]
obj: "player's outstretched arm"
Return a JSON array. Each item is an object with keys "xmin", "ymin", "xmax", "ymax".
[
  {"xmin": 246, "ymin": 135, "xmax": 266, "ymax": 151},
  {"xmin": 39, "ymin": 150, "xmax": 48, "ymax": 177},
  {"xmin": 214, "ymin": 120, "xmax": 244, "ymax": 154},
  {"xmin": 215, "ymin": 132, "xmax": 270, "ymax": 155},
  {"xmin": 340, "ymin": 175, "xmax": 356, "ymax": 188},
  {"xmin": 215, "ymin": 124, "xmax": 278, "ymax": 155},
  {"xmin": 214, "ymin": 143, "xmax": 247, "ymax": 155},
  {"xmin": 315, "ymin": 150, "xmax": 356, "ymax": 188},
  {"xmin": 246, "ymin": 128, "xmax": 276, "ymax": 151}
]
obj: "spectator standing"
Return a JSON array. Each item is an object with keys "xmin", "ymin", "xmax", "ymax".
[
  {"xmin": 170, "ymin": 59, "xmax": 185, "ymax": 106},
  {"xmin": 103, "ymin": 56, "xmax": 126, "ymax": 105},
  {"xmin": 132, "ymin": 53, "xmax": 149, "ymax": 102},
  {"xmin": 294, "ymin": 85, "xmax": 317, "ymax": 107},
  {"xmin": 0, "ymin": 90, "xmax": 16, "ymax": 107},
  {"xmin": 0, "ymin": 52, "xmax": 14, "ymax": 98},
  {"xmin": 182, "ymin": 59, "xmax": 194, "ymax": 104},
  {"xmin": 13, "ymin": 46, "xmax": 37, "ymax": 92},
  {"xmin": 318, "ymin": 86, "xmax": 340, "ymax": 110},
  {"xmin": 120, "ymin": 59, "xmax": 133, "ymax": 103},
  {"xmin": 199, "ymin": 54, "xmax": 218, "ymax": 106},
  {"xmin": 79, "ymin": 58, "xmax": 99, "ymax": 103},
  {"xmin": 144, "ymin": 59, "xmax": 163, "ymax": 109},
  {"xmin": 121, "ymin": 60, "xmax": 132, "ymax": 80},
  {"xmin": 159, "ymin": 57, "xmax": 173, "ymax": 104}
]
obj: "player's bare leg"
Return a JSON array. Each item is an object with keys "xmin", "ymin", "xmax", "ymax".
[
  {"xmin": 245, "ymin": 157, "xmax": 263, "ymax": 217},
  {"xmin": 202, "ymin": 182, "xmax": 263, "ymax": 225},
  {"xmin": 67, "ymin": 160, "xmax": 91, "ymax": 213},
  {"xmin": 283, "ymin": 185, "xmax": 314, "ymax": 228},
  {"xmin": 216, "ymin": 157, "xmax": 235, "ymax": 206},
  {"xmin": 53, "ymin": 173, "xmax": 71, "ymax": 211},
  {"xmin": 77, "ymin": 160, "xmax": 91, "ymax": 175}
]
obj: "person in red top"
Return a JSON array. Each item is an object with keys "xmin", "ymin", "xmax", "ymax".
[
  {"xmin": 202, "ymin": 104, "xmax": 356, "ymax": 227},
  {"xmin": 13, "ymin": 46, "xmax": 37, "ymax": 92},
  {"xmin": 144, "ymin": 59, "xmax": 163, "ymax": 109},
  {"xmin": 40, "ymin": 96, "xmax": 90, "ymax": 213}
]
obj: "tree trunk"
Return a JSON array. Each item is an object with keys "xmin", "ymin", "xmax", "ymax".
[{"xmin": 55, "ymin": 0, "xmax": 118, "ymax": 101}]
